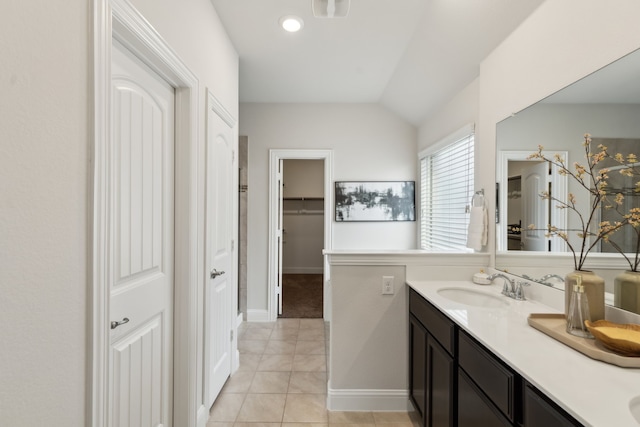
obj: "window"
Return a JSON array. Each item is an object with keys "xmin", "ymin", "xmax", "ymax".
[{"xmin": 420, "ymin": 125, "xmax": 474, "ymax": 250}]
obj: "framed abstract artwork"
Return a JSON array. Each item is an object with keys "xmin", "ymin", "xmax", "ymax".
[{"xmin": 334, "ymin": 181, "xmax": 415, "ymax": 222}]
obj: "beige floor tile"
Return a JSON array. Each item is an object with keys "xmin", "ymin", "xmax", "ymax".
[
  {"xmin": 299, "ymin": 319, "xmax": 325, "ymax": 329},
  {"xmin": 276, "ymin": 318, "xmax": 301, "ymax": 329},
  {"xmin": 258, "ymin": 354, "xmax": 294, "ymax": 371},
  {"xmin": 372, "ymin": 412, "xmax": 412, "ymax": 423},
  {"xmin": 270, "ymin": 328, "xmax": 300, "ymax": 341},
  {"xmin": 288, "ymin": 371, "xmax": 327, "ymax": 394},
  {"xmin": 238, "ymin": 354, "xmax": 262, "ymax": 372},
  {"xmin": 236, "ymin": 393, "xmax": 287, "ymax": 422},
  {"xmin": 283, "ymin": 424, "xmax": 327, "ymax": 427},
  {"xmin": 297, "ymin": 328, "xmax": 325, "ymax": 341},
  {"xmin": 283, "ymin": 394, "xmax": 328, "ymax": 423},
  {"xmin": 292, "ymin": 354, "xmax": 326, "ymax": 372},
  {"xmin": 295, "ymin": 340, "xmax": 325, "ymax": 355},
  {"xmin": 374, "ymin": 422, "xmax": 414, "ymax": 427},
  {"xmin": 221, "ymin": 371, "xmax": 254, "ymax": 393},
  {"xmin": 264, "ymin": 340, "xmax": 297, "ymax": 355},
  {"xmin": 234, "ymin": 423, "xmax": 281, "ymax": 427},
  {"xmin": 246, "ymin": 322, "xmax": 276, "ymax": 329},
  {"xmin": 242, "ymin": 328, "xmax": 273, "ymax": 340},
  {"xmin": 250, "ymin": 371, "xmax": 291, "ymax": 393},
  {"xmin": 328, "ymin": 411, "xmax": 375, "ymax": 424},
  {"xmin": 238, "ymin": 340, "xmax": 268, "ymax": 354},
  {"xmin": 328, "ymin": 424, "xmax": 375, "ymax": 427},
  {"xmin": 205, "ymin": 422, "xmax": 234, "ymax": 427},
  {"xmin": 209, "ymin": 393, "xmax": 245, "ymax": 422}
]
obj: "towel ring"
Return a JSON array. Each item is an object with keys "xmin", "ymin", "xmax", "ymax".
[{"xmin": 471, "ymin": 189, "xmax": 485, "ymax": 207}]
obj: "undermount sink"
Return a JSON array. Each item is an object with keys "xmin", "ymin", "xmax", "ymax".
[
  {"xmin": 437, "ymin": 287, "xmax": 509, "ymax": 308},
  {"xmin": 630, "ymin": 396, "xmax": 640, "ymax": 424}
]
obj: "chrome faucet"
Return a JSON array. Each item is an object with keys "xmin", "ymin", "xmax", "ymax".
[
  {"xmin": 538, "ymin": 274, "xmax": 564, "ymax": 286},
  {"xmin": 487, "ymin": 273, "xmax": 530, "ymax": 300},
  {"xmin": 487, "ymin": 273, "xmax": 515, "ymax": 297}
]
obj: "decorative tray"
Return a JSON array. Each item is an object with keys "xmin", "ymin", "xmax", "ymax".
[{"xmin": 527, "ymin": 313, "xmax": 640, "ymax": 368}]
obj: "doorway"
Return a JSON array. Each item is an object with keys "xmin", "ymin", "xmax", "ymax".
[
  {"xmin": 280, "ymin": 159, "xmax": 325, "ymax": 318},
  {"xmin": 268, "ymin": 150, "xmax": 333, "ymax": 322}
]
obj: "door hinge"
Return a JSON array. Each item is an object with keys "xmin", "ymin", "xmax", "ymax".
[
  {"xmin": 231, "ymin": 239, "xmax": 235, "ymax": 251},
  {"xmin": 232, "ymin": 150, "xmax": 235, "ymax": 163},
  {"xmin": 230, "ymin": 329, "xmax": 234, "ymax": 341}
]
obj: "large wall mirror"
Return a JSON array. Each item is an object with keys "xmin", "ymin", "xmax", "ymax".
[{"xmin": 495, "ymin": 47, "xmax": 640, "ymax": 314}]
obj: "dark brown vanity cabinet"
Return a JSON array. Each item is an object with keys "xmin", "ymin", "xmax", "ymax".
[
  {"xmin": 409, "ymin": 289, "xmax": 456, "ymax": 427},
  {"xmin": 409, "ymin": 288, "xmax": 583, "ymax": 427}
]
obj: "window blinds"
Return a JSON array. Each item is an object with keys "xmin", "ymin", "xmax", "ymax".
[{"xmin": 420, "ymin": 132, "xmax": 474, "ymax": 251}]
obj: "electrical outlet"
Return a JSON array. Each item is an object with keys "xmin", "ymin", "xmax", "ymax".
[{"xmin": 382, "ymin": 276, "xmax": 394, "ymax": 295}]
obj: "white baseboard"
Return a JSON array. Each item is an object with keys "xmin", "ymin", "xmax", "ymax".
[
  {"xmin": 246, "ymin": 309, "xmax": 270, "ymax": 322},
  {"xmin": 327, "ymin": 388, "xmax": 411, "ymax": 411},
  {"xmin": 282, "ymin": 267, "xmax": 324, "ymax": 274}
]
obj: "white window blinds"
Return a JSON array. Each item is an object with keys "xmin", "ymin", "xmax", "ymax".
[{"xmin": 420, "ymin": 129, "xmax": 474, "ymax": 251}]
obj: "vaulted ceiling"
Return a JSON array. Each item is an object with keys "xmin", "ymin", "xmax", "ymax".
[{"xmin": 210, "ymin": 0, "xmax": 546, "ymax": 125}]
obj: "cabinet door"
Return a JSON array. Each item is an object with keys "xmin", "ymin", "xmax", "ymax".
[
  {"xmin": 427, "ymin": 335, "xmax": 455, "ymax": 427},
  {"xmin": 458, "ymin": 371, "xmax": 512, "ymax": 427},
  {"xmin": 409, "ymin": 314, "xmax": 427, "ymax": 424},
  {"xmin": 524, "ymin": 383, "xmax": 582, "ymax": 427}
]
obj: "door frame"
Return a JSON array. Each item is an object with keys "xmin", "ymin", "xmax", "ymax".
[
  {"xmin": 268, "ymin": 150, "xmax": 333, "ymax": 321},
  {"xmin": 496, "ymin": 150, "xmax": 568, "ymax": 252},
  {"xmin": 92, "ymin": 1, "xmax": 200, "ymax": 426}
]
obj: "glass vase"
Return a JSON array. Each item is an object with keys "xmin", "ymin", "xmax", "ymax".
[{"xmin": 565, "ymin": 270, "xmax": 605, "ymax": 322}]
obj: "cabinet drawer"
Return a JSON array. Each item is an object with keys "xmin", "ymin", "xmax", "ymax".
[
  {"xmin": 458, "ymin": 370, "xmax": 512, "ymax": 427},
  {"xmin": 458, "ymin": 331, "xmax": 517, "ymax": 422},
  {"xmin": 524, "ymin": 382, "xmax": 582, "ymax": 427},
  {"xmin": 409, "ymin": 289, "xmax": 455, "ymax": 355}
]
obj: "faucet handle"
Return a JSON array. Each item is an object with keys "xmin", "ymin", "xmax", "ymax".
[{"xmin": 515, "ymin": 281, "xmax": 530, "ymax": 300}]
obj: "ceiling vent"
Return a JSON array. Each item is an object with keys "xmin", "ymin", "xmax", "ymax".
[{"xmin": 312, "ymin": 0, "xmax": 350, "ymax": 18}]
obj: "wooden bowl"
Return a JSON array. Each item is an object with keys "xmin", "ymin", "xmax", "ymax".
[{"xmin": 585, "ymin": 320, "xmax": 640, "ymax": 357}]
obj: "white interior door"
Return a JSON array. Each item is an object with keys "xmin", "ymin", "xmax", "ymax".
[
  {"xmin": 109, "ymin": 40, "xmax": 175, "ymax": 427},
  {"xmin": 277, "ymin": 159, "xmax": 284, "ymax": 316},
  {"xmin": 521, "ymin": 161, "xmax": 549, "ymax": 251},
  {"xmin": 204, "ymin": 105, "xmax": 234, "ymax": 407}
]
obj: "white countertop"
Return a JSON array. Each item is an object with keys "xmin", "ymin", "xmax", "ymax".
[{"xmin": 407, "ymin": 280, "xmax": 640, "ymax": 427}]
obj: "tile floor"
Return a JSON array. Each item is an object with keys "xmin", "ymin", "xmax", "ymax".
[{"xmin": 207, "ymin": 318, "xmax": 414, "ymax": 427}]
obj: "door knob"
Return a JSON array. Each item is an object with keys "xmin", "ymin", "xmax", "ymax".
[
  {"xmin": 210, "ymin": 269, "xmax": 226, "ymax": 279},
  {"xmin": 111, "ymin": 317, "xmax": 130, "ymax": 330}
]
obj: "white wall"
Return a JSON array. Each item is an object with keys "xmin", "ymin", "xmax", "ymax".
[
  {"xmin": 0, "ymin": 0, "xmax": 237, "ymax": 425},
  {"xmin": 418, "ymin": 78, "xmax": 479, "ymax": 153},
  {"xmin": 0, "ymin": 2, "xmax": 90, "ymax": 425},
  {"xmin": 240, "ymin": 103, "xmax": 417, "ymax": 315}
]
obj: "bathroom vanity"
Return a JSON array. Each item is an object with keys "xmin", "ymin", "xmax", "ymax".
[{"xmin": 408, "ymin": 280, "xmax": 640, "ymax": 427}]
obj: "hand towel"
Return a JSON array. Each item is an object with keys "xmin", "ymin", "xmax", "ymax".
[{"xmin": 467, "ymin": 206, "xmax": 488, "ymax": 251}]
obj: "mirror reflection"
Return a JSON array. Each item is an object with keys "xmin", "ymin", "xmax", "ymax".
[{"xmin": 495, "ymin": 47, "xmax": 640, "ymax": 315}]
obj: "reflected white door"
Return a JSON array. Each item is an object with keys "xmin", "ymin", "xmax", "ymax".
[
  {"xmin": 204, "ymin": 104, "xmax": 234, "ymax": 407},
  {"xmin": 110, "ymin": 40, "xmax": 175, "ymax": 427},
  {"xmin": 521, "ymin": 161, "xmax": 549, "ymax": 251}
]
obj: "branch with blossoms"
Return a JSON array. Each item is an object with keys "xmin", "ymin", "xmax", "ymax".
[
  {"xmin": 594, "ymin": 144, "xmax": 640, "ymax": 271},
  {"xmin": 526, "ymin": 133, "xmax": 628, "ymax": 271}
]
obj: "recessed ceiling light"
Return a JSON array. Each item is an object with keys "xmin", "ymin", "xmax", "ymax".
[{"xmin": 279, "ymin": 15, "xmax": 304, "ymax": 32}]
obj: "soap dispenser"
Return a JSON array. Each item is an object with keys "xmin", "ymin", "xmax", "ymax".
[{"xmin": 566, "ymin": 276, "xmax": 594, "ymax": 338}]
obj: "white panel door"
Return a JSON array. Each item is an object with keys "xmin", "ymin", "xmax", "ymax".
[
  {"xmin": 110, "ymin": 41, "xmax": 175, "ymax": 427},
  {"xmin": 521, "ymin": 161, "xmax": 549, "ymax": 251},
  {"xmin": 204, "ymin": 105, "xmax": 234, "ymax": 408}
]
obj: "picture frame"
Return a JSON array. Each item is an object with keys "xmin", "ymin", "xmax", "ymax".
[{"xmin": 334, "ymin": 181, "xmax": 416, "ymax": 222}]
